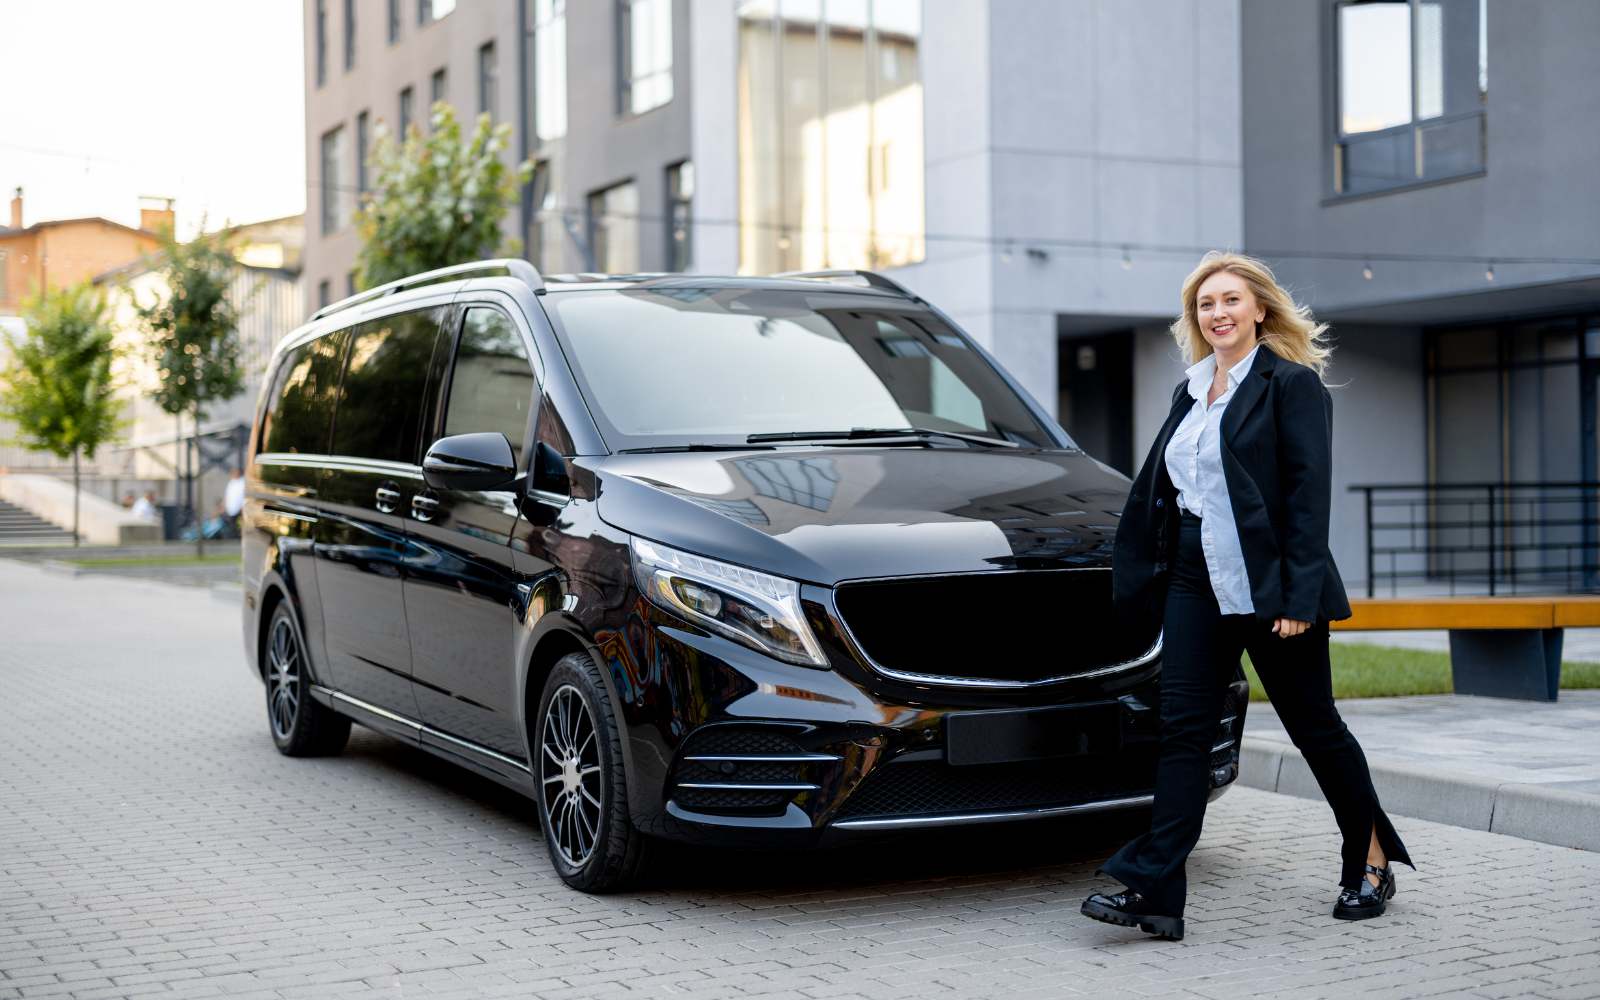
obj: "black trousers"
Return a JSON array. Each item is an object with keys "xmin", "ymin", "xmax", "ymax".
[{"xmin": 1100, "ymin": 512, "xmax": 1413, "ymax": 915}]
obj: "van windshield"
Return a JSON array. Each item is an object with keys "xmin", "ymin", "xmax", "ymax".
[{"xmin": 540, "ymin": 287, "xmax": 1066, "ymax": 453}]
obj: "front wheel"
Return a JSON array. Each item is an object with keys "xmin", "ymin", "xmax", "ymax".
[
  {"xmin": 534, "ymin": 652, "xmax": 647, "ymax": 892},
  {"xmin": 264, "ymin": 601, "xmax": 350, "ymax": 757}
]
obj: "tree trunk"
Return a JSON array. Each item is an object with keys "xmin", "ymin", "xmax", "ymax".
[
  {"xmin": 72, "ymin": 449, "xmax": 81, "ymax": 548},
  {"xmin": 194, "ymin": 408, "xmax": 205, "ymax": 559}
]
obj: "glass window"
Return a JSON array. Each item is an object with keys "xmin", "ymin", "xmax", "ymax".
[
  {"xmin": 529, "ymin": 160, "xmax": 559, "ymax": 271},
  {"xmin": 388, "ymin": 0, "xmax": 400, "ymax": 43},
  {"xmin": 261, "ymin": 332, "xmax": 348, "ymax": 456},
  {"xmin": 419, "ymin": 0, "xmax": 455, "ymax": 24},
  {"xmin": 343, "ymin": 0, "xmax": 356, "ymax": 70},
  {"xmin": 478, "ymin": 41, "xmax": 498, "ymax": 119},
  {"xmin": 620, "ymin": 0, "xmax": 674, "ymax": 116},
  {"xmin": 542, "ymin": 287, "xmax": 1054, "ymax": 451},
  {"xmin": 666, "ymin": 161, "xmax": 693, "ymax": 272},
  {"xmin": 431, "ymin": 67, "xmax": 448, "ymax": 110},
  {"xmin": 736, "ymin": 0, "xmax": 924, "ymax": 273},
  {"xmin": 443, "ymin": 308, "xmax": 538, "ymax": 460},
  {"xmin": 331, "ymin": 309, "xmax": 445, "ymax": 464},
  {"xmin": 315, "ymin": 0, "xmax": 327, "ymax": 87},
  {"xmin": 319, "ymin": 126, "xmax": 347, "ymax": 235},
  {"xmin": 535, "ymin": 0, "xmax": 568, "ymax": 141},
  {"xmin": 317, "ymin": 280, "xmax": 331, "ymax": 310},
  {"xmin": 588, "ymin": 181, "xmax": 639, "ymax": 273},
  {"xmin": 1334, "ymin": 0, "xmax": 1486, "ymax": 195},
  {"xmin": 399, "ymin": 86, "xmax": 415, "ymax": 137},
  {"xmin": 356, "ymin": 111, "xmax": 370, "ymax": 195}
]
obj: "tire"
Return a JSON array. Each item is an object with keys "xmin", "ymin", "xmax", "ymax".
[
  {"xmin": 534, "ymin": 651, "xmax": 648, "ymax": 892},
  {"xmin": 263, "ymin": 601, "xmax": 351, "ymax": 757}
]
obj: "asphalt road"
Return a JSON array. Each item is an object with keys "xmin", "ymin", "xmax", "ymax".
[{"xmin": 2, "ymin": 558, "xmax": 1596, "ymax": 1000}]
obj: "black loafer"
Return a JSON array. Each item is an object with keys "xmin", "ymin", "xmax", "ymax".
[
  {"xmin": 1333, "ymin": 863, "xmax": 1396, "ymax": 920},
  {"xmin": 1080, "ymin": 888, "xmax": 1184, "ymax": 941}
]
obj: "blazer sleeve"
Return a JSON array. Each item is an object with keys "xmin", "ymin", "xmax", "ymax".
[{"xmin": 1275, "ymin": 367, "xmax": 1334, "ymax": 623}]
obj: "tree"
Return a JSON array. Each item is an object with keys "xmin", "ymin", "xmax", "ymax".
[
  {"xmin": 0, "ymin": 283, "xmax": 122, "ymax": 546},
  {"xmin": 355, "ymin": 102, "xmax": 533, "ymax": 290},
  {"xmin": 137, "ymin": 227, "xmax": 243, "ymax": 556}
]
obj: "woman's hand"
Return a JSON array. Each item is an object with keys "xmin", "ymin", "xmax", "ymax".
[{"xmin": 1272, "ymin": 617, "xmax": 1311, "ymax": 638}]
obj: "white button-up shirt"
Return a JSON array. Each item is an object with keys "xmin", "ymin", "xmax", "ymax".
[{"xmin": 1164, "ymin": 343, "xmax": 1261, "ymax": 615}]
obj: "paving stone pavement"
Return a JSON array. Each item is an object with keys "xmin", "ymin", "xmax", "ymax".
[{"xmin": 2, "ymin": 559, "xmax": 1598, "ymax": 1000}]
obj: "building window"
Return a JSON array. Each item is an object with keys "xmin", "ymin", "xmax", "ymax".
[
  {"xmin": 736, "ymin": 0, "xmax": 925, "ymax": 274},
  {"xmin": 428, "ymin": 66, "xmax": 448, "ymax": 111},
  {"xmin": 619, "ymin": 0, "xmax": 673, "ymax": 116},
  {"xmin": 314, "ymin": 0, "xmax": 327, "ymax": 87},
  {"xmin": 418, "ymin": 0, "xmax": 455, "ymax": 25},
  {"xmin": 529, "ymin": 160, "xmax": 558, "ymax": 271},
  {"xmin": 388, "ymin": 0, "xmax": 400, "ymax": 43},
  {"xmin": 666, "ymin": 161, "xmax": 693, "ymax": 272},
  {"xmin": 346, "ymin": 270, "xmax": 358, "ymax": 297},
  {"xmin": 399, "ymin": 86, "xmax": 415, "ymax": 136},
  {"xmin": 478, "ymin": 41, "xmax": 498, "ymax": 118},
  {"xmin": 356, "ymin": 111, "xmax": 370, "ymax": 195},
  {"xmin": 343, "ymin": 0, "xmax": 356, "ymax": 70},
  {"xmin": 317, "ymin": 279, "xmax": 331, "ymax": 310},
  {"xmin": 1333, "ymin": 0, "xmax": 1487, "ymax": 196},
  {"xmin": 320, "ymin": 125, "xmax": 349, "ymax": 235},
  {"xmin": 534, "ymin": 0, "xmax": 568, "ymax": 141},
  {"xmin": 588, "ymin": 180, "xmax": 639, "ymax": 273}
]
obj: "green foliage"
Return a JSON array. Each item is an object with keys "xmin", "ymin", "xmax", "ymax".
[
  {"xmin": 355, "ymin": 102, "xmax": 533, "ymax": 290},
  {"xmin": 137, "ymin": 227, "xmax": 244, "ymax": 420},
  {"xmin": 0, "ymin": 282, "xmax": 121, "ymax": 461}
]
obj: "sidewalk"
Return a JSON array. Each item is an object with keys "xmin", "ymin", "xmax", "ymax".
[{"xmin": 1242, "ymin": 690, "xmax": 1600, "ymax": 853}]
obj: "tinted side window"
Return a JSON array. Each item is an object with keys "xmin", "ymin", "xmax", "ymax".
[
  {"xmin": 442, "ymin": 307, "xmax": 537, "ymax": 460},
  {"xmin": 260, "ymin": 332, "xmax": 348, "ymax": 455},
  {"xmin": 331, "ymin": 308, "xmax": 444, "ymax": 464}
]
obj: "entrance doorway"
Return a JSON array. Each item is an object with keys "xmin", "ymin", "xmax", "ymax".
[{"xmin": 1057, "ymin": 329, "xmax": 1133, "ymax": 476}]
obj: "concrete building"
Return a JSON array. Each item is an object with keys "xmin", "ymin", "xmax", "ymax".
[{"xmin": 302, "ymin": 0, "xmax": 1600, "ymax": 592}]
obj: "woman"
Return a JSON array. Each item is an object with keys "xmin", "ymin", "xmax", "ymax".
[{"xmin": 1080, "ymin": 252, "xmax": 1414, "ymax": 942}]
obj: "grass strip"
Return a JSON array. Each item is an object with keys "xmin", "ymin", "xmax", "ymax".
[
  {"xmin": 1241, "ymin": 642, "xmax": 1600, "ymax": 700},
  {"xmin": 67, "ymin": 553, "xmax": 240, "ymax": 568}
]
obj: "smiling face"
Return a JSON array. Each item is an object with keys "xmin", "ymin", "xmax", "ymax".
[{"xmin": 1195, "ymin": 269, "xmax": 1266, "ymax": 357}]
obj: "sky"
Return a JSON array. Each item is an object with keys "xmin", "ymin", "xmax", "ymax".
[{"xmin": 0, "ymin": 1, "xmax": 306, "ymax": 239}]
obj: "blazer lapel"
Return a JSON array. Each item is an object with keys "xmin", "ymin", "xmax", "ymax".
[{"xmin": 1221, "ymin": 344, "xmax": 1277, "ymax": 447}]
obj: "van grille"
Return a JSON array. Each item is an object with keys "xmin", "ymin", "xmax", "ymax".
[{"xmin": 833, "ymin": 569, "xmax": 1157, "ymax": 685}]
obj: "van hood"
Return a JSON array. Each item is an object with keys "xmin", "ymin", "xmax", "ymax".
[{"xmin": 581, "ymin": 446, "xmax": 1129, "ymax": 586}]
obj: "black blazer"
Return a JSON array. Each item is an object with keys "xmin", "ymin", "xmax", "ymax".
[{"xmin": 1111, "ymin": 344, "xmax": 1351, "ymax": 634}]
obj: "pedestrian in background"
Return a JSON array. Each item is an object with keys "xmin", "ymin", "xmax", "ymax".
[{"xmin": 1080, "ymin": 251, "xmax": 1415, "ymax": 942}]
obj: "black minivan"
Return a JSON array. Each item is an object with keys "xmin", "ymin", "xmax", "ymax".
[{"xmin": 242, "ymin": 260, "xmax": 1246, "ymax": 891}]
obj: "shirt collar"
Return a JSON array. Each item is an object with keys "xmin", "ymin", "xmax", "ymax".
[{"xmin": 1185, "ymin": 342, "xmax": 1263, "ymax": 401}]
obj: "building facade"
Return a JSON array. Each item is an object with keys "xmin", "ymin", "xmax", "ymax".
[{"xmin": 301, "ymin": 0, "xmax": 1600, "ymax": 590}]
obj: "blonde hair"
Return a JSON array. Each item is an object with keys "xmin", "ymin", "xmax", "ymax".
[{"xmin": 1170, "ymin": 251, "xmax": 1332, "ymax": 379}]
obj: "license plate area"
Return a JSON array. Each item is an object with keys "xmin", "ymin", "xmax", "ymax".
[{"xmin": 945, "ymin": 704, "xmax": 1122, "ymax": 766}]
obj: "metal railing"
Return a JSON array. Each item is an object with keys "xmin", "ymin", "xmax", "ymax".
[{"xmin": 1350, "ymin": 482, "xmax": 1600, "ymax": 598}]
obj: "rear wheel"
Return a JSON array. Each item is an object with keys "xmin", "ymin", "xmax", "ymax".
[
  {"xmin": 534, "ymin": 651, "xmax": 647, "ymax": 892},
  {"xmin": 264, "ymin": 601, "xmax": 350, "ymax": 757}
]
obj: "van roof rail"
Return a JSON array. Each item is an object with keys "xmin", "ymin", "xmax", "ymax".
[
  {"xmin": 771, "ymin": 269, "xmax": 920, "ymax": 299},
  {"xmin": 310, "ymin": 259, "xmax": 546, "ymax": 322}
]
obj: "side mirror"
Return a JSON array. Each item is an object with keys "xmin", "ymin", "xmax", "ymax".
[
  {"xmin": 531, "ymin": 441, "xmax": 570, "ymax": 497},
  {"xmin": 423, "ymin": 432, "xmax": 518, "ymax": 491}
]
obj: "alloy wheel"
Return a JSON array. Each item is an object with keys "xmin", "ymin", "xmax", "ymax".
[
  {"xmin": 267, "ymin": 614, "xmax": 301, "ymax": 740},
  {"xmin": 540, "ymin": 684, "xmax": 604, "ymax": 868}
]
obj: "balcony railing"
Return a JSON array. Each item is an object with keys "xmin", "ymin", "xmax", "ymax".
[{"xmin": 1350, "ymin": 482, "xmax": 1600, "ymax": 598}]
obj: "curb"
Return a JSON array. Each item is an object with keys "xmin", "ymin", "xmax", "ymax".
[{"xmin": 1240, "ymin": 736, "xmax": 1600, "ymax": 853}]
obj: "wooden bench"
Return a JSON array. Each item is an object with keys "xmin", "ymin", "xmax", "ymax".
[{"xmin": 1331, "ymin": 596, "xmax": 1600, "ymax": 701}]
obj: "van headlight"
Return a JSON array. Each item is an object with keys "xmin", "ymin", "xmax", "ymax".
[{"xmin": 629, "ymin": 537, "xmax": 829, "ymax": 669}]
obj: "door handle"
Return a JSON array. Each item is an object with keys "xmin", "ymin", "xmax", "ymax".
[
  {"xmin": 411, "ymin": 493, "xmax": 439, "ymax": 522},
  {"xmin": 374, "ymin": 484, "xmax": 400, "ymax": 514}
]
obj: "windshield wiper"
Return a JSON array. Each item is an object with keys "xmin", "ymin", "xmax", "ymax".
[
  {"xmin": 747, "ymin": 426, "xmax": 1021, "ymax": 449},
  {"xmin": 616, "ymin": 443, "xmax": 776, "ymax": 454}
]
